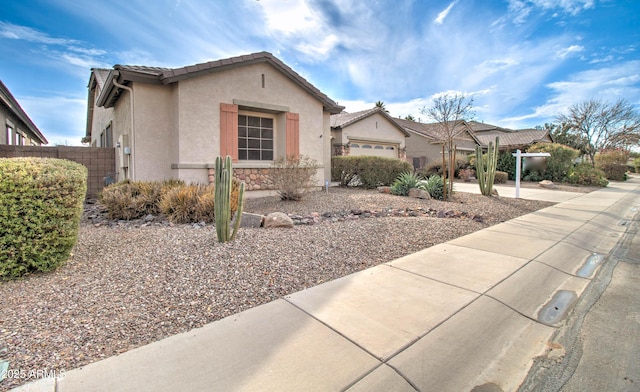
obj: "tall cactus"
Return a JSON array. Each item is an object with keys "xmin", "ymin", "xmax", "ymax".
[
  {"xmin": 214, "ymin": 155, "xmax": 245, "ymax": 242},
  {"xmin": 476, "ymin": 137, "xmax": 500, "ymax": 196}
]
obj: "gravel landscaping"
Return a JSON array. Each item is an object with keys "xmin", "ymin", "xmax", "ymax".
[{"xmin": 0, "ymin": 184, "xmax": 592, "ymax": 390}]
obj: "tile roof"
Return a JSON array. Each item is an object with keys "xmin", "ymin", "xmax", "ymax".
[
  {"xmin": 392, "ymin": 118, "xmax": 474, "ymax": 141},
  {"xmin": 97, "ymin": 52, "xmax": 343, "ymax": 113},
  {"xmin": 330, "ymin": 107, "xmax": 410, "ymax": 136},
  {"xmin": 475, "ymin": 129, "xmax": 551, "ymax": 148},
  {"xmin": 0, "ymin": 80, "xmax": 48, "ymax": 144},
  {"xmin": 466, "ymin": 120, "xmax": 511, "ymax": 133}
]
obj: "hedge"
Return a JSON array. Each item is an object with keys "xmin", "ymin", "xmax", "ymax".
[
  {"xmin": 331, "ymin": 156, "xmax": 412, "ymax": 188},
  {"xmin": 1, "ymin": 158, "xmax": 87, "ymax": 279}
]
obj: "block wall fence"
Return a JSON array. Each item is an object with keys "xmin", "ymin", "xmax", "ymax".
[{"xmin": 0, "ymin": 145, "xmax": 116, "ymax": 198}]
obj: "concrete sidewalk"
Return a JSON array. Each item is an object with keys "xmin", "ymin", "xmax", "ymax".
[{"xmin": 12, "ymin": 178, "xmax": 640, "ymax": 392}]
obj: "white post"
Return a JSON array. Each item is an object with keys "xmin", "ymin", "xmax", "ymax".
[
  {"xmin": 515, "ymin": 149, "xmax": 521, "ymax": 198},
  {"xmin": 512, "ymin": 151, "xmax": 550, "ymax": 199}
]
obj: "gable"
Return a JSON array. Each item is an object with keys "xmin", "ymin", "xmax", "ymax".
[{"xmin": 94, "ymin": 52, "xmax": 343, "ymax": 114}]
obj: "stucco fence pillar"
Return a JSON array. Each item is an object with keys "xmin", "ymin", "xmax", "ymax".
[{"xmin": 207, "ymin": 168, "xmax": 275, "ymax": 191}]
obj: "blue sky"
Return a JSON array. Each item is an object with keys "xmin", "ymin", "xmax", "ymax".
[{"xmin": 1, "ymin": 0, "xmax": 638, "ymax": 145}]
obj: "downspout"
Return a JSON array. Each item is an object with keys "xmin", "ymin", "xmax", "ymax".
[{"xmin": 112, "ymin": 78, "xmax": 135, "ymax": 180}]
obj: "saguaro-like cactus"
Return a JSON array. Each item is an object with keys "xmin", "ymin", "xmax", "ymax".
[
  {"xmin": 214, "ymin": 155, "xmax": 245, "ymax": 242},
  {"xmin": 476, "ymin": 137, "xmax": 499, "ymax": 196}
]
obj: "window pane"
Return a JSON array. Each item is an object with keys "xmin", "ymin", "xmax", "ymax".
[
  {"xmin": 248, "ymin": 150, "xmax": 261, "ymax": 160},
  {"xmin": 261, "ymin": 118, "xmax": 273, "ymax": 128},
  {"xmin": 248, "ymin": 138, "xmax": 260, "ymax": 148},
  {"xmin": 237, "ymin": 114, "xmax": 275, "ymax": 161},
  {"xmin": 248, "ymin": 128, "xmax": 260, "ymax": 138}
]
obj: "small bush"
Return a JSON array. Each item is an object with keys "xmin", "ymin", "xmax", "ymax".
[
  {"xmin": 494, "ymin": 171, "xmax": 508, "ymax": 184},
  {"xmin": 157, "ymin": 180, "xmax": 241, "ymax": 223},
  {"xmin": 567, "ymin": 163, "xmax": 609, "ymax": 187},
  {"xmin": 419, "ymin": 158, "xmax": 467, "ymax": 178},
  {"xmin": 100, "ymin": 179, "xmax": 184, "ymax": 220},
  {"xmin": 331, "ymin": 156, "xmax": 412, "ymax": 188},
  {"xmin": 634, "ymin": 157, "xmax": 640, "ymax": 173},
  {"xmin": 391, "ymin": 172, "xmax": 425, "ymax": 196},
  {"xmin": 270, "ymin": 155, "xmax": 318, "ymax": 201},
  {"xmin": 598, "ymin": 164, "xmax": 627, "ymax": 181},
  {"xmin": 595, "ymin": 149, "xmax": 629, "ymax": 181},
  {"xmin": 496, "ymin": 151, "xmax": 517, "ymax": 180},
  {"xmin": 422, "ymin": 175, "xmax": 445, "ymax": 200},
  {"xmin": 527, "ymin": 143, "xmax": 579, "ymax": 182},
  {"xmin": 160, "ymin": 184, "xmax": 209, "ymax": 223},
  {"xmin": 1, "ymin": 158, "xmax": 87, "ymax": 279}
]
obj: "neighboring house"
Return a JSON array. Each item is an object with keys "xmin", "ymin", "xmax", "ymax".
[
  {"xmin": 86, "ymin": 52, "xmax": 343, "ymax": 189},
  {"xmin": 398, "ymin": 117, "xmax": 554, "ymax": 170},
  {"xmin": 0, "ymin": 80, "xmax": 48, "ymax": 146},
  {"xmin": 394, "ymin": 118, "xmax": 479, "ymax": 170},
  {"xmin": 330, "ymin": 107, "xmax": 409, "ymax": 159}
]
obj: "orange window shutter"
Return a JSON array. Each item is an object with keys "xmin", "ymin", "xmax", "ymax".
[
  {"xmin": 286, "ymin": 112, "xmax": 300, "ymax": 158},
  {"xmin": 220, "ymin": 103, "xmax": 239, "ymax": 161}
]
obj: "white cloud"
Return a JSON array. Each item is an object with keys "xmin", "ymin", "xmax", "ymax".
[
  {"xmin": 18, "ymin": 96, "xmax": 87, "ymax": 146},
  {"xmin": 434, "ymin": 1, "xmax": 458, "ymax": 25},
  {"xmin": 556, "ymin": 44, "xmax": 585, "ymax": 59},
  {"xmin": 500, "ymin": 60, "xmax": 640, "ymax": 128}
]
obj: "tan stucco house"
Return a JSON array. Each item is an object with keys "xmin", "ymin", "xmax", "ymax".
[
  {"xmin": 330, "ymin": 108, "xmax": 409, "ymax": 159},
  {"xmin": 395, "ymin": 118, "xmax": 479, "ymax": 170},
  {"xmin": 1, "ymin": 80, "xmax": 48, "ymax": 146},
  {"xmin": 86, "ymin": 52, "xmax": 343, "ymax": 189}
]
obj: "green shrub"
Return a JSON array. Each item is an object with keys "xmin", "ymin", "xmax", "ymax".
[
  {"xmin": 390, "ymin": 172, "xmax": 425, "ymax": 196},
  {"xmin": 527, "ymin": 143, "xmax": 579, "ymax": 182},
  {"xmin": 418, "ymin": 158, "xmax": 467, "ymax": 178},
  {"xmin": 595, "ymin": 149, "xmax": 629, "ymax": 180},
  {"xmin": 598, "ymin": 164, "xmax": 627, "ymax": 181},
  {"xmin": 494, "ymin": 171, "xmax": 508, "ymax": 184},
  {"xmin": 270, "ymin": 155, "xmax": 318, "ymax": 200},
  {"xmin": 634, "ymin": 157, "xmax": 640, "ymax": 173},
  {"xmin": 1, "ymin": 158, "xmax": 87, "ymax": 279},
  {"xmin": 331, "ymin": 156, "xmax": 412, "ymax": 188},
  {"xmin": 496, "ymin": 151, "xmax": 517, "ymax": 180},
  {"xmin": 567, "ymin": 163, "xmax": 609, "ymax": 186},
  {"xmin": 422, "ymin": 175, "xmax": 445, "ymax": 200}
]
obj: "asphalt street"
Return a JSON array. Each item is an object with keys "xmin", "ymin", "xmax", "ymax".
[{"xmin": 520, "ymin": 196, "xmax": 640, "ymax": 392}]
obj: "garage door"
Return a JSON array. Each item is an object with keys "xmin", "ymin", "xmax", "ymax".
[{"xmin": 350, "ymin": 143, "xmax": 398, "ymax": 158}]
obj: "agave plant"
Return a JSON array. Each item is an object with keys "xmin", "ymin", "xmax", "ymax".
[{"xmin": 390, "ymin": 171, "xmax": 425, "ymax": 196}]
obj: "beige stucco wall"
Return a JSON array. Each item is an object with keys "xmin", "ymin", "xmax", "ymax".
[
  {"xmin": 341, "ymin": 113, "xmax": 406, "ymax": 150},
  {"xmin": 405, "ymin": 131, "xmax": 478, "ymax": 169},
  {"xmin": 133, "ymin": 83, "xmax": 177, "ymax": 181},
  {"xmin": 1, "ymin": 106, "xmax": 42, "ymax": 146},
  {"xmin": 90, "ymin": 62, "xmax": 332, "ymax": 186},
  {"xmin": 172, "ymin": 62, "xmax": 328, "ymax": 184}
]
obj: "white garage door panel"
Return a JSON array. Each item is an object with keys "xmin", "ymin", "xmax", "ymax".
[{"xmin": 350, "ymin": 144, "xmax": 397, "ymax": 158}]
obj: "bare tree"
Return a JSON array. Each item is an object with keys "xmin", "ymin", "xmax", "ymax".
[
  {"xmin": 420, "ymin": 93, "xmax": 474, "ymax": 199},
  {"xmin": 556, "ymin": 99, "xmax": 640, "ymax": 165}
]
